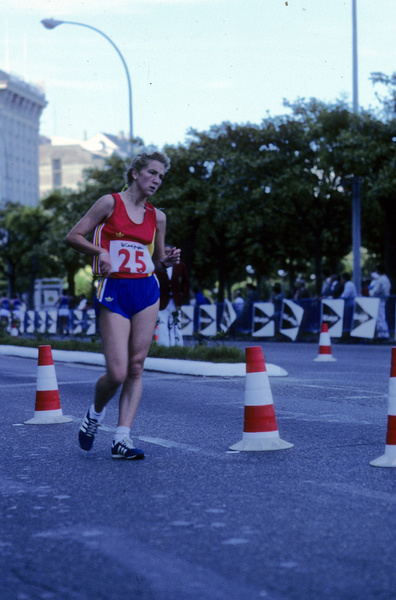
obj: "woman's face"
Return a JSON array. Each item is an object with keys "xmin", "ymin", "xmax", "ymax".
[{"xmin": 134, "ymin": 160, "xmax": 166, "ymax": 197}]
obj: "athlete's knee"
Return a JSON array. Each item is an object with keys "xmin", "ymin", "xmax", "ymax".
[
  {"xmin": 127, "ymin": 355, "xmax": 145, "ymax": 380},
  {"xmin": 106, "ymin": 365, "xmax": 128, "ymax": 387}
]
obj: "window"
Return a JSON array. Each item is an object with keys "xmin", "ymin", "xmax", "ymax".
[{"xmin": 52, "ymin": 158, "xmax": 62, "ymax": 188}]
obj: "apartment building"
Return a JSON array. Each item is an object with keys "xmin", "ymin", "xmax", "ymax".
[{"xmin": 0, "ymin": 70, "xmax": 47, "ymax": 207}]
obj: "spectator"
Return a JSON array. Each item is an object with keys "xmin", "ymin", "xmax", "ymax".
[
  {"xmin": 369, "ymin": 264, "xmax": 391, "ymax": 339},
  {"xmin": 272, "ymin": 282, "xmax": 284, "ymax": 329},
  {"xmin": 292, "ymin": 278, "xmax": 310, "ymax": 303},
  {"xmin": 320, "ymin": 271, "xmax": 333, "ymax": 298},
  {"xmin": 155, "ymin": 243, "xmax": 190, "ymax": 346},
  {"xmin": 56, "ymin": 288, "xmax": 71, "ymax": 335},
  {"xmin": 330, "ymin": 275, "xmax": 344, "ymax": 298},
  {"xmin": 0, "ymin": 291, "xmax": 11, "ymax": 324},
  {"xmin": 340, "ymin": 273, "xmax": 357, "ymax": 331},
  {"xmin": 233, "ymin": 289, "xmax": 245, "ymax": 316}
]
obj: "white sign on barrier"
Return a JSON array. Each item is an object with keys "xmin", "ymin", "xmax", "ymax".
[
  {"xmin": 85, "ymin": 309, "xmax": 97, "ymax": 336},
  {"xmin": 220, "ymin": 299, "xmax": 237, "ymax": 332},
  {"xmin": 279, "ymin": 299, "xmax": 304, "ymax": 341},
  {"xmin": 252, "ymin": 302, "xmax": 275, "ymax": 337},
  {"xmin": 321, "ymin": 299, "xmax": 344, "ymax": 338},
  {"xmin": 26, "ymin": 310, "xmax": 35, "ymax": 334},
  {"xmin": 180, "ymin": 305, "xmax": 194, "ymax": 336},
  {"xmin": 37, "ymin": 310, "xmax": 47, "ymax": 334},
  {"xmin": 72, "ymin": 309, "xmax": 84, "ymax": 335},
  {"xmin": 198, "ymin": 304, "xmax": 217, "ymax": 336},
  {"xmin": 47, "ymin": 309, "xmax": 58, "ymax": 334},
  {"xmin": 350, "ymin": 297, "xmax": 380, "ymax": 338}
]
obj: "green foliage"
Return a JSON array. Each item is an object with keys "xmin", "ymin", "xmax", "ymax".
[{"xmin": 2, "ymin": 96, "xmax": 396, "ymax": 300}]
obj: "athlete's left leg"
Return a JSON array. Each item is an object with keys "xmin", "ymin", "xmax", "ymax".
[{"xmin": 117, "ymin": 299, "xmax": 159, "ymax": 428}]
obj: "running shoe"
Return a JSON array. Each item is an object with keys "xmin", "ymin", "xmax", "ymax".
[
  {"xmin": 111, "ymin": 437, "xmax": 145, "ymax": 460},
  {"xmin": 78, "ymin": 410, "xmax": 100, "ymax": 451}
]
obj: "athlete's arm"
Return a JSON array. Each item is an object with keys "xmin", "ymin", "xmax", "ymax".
[{"xmin": 65, "ymin": 194, "xmax": 115, "ymax": 256}]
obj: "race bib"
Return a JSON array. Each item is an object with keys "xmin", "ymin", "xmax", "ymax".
[{"xmin": 109, "ymin": 240, "xmax": 154, "ymax": 275}]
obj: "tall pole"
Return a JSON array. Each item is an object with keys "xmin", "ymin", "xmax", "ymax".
[
  {"xmin": 351, "ymin": 0, "xmax": 361, "ymax": 293},
  {"xmin": 41, "ymin": 19, "xmax": 133, "ymax": 152}
]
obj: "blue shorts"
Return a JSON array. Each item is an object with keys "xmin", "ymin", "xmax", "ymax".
[{"xmin": 95, "ymin": 276, "xmax": 160, "ymax": 319}]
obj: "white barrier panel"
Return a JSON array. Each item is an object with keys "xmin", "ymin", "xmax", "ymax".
[
  {"xmin": 26, "ymin": 310, "xmax": 35, "ymax": 334},
  {"xmin": 199, "ymin": 304, "xmax": 217, "ymax": 336},
  {"xmin": 85, "ymin": 309, "xmax": 97, "ymax": 336},
  {"xmin": 350, "ymin": 297, "xmax": 380, "ymax": 338},
  {"xmin": 37, "ymin": 310, "xmax": 47, "ymax": 334},
  {"xmin": 71, "ymin": 309, "xmax": 84, "ymax": 334},
  {"xmin": 47, "ymin": 309, "xmax": 58, "ymax": 334},
  {"xmin": 279, "ymin": 299, "xmax": 304, "ymax": 341},
  {"xmin": 252, "ymin": 302, "xmax": 275, "ymax": 337},
  {"xmin": 321, "ymin": 299, "xmax": 344, "ymax": 338},
  {"xmin": 220, "ymin": 299, "xmax": 237, "ymax": 333},
  {"xmin": 180, "ymin": 305, "xmax": 194, "ymax": 336}
]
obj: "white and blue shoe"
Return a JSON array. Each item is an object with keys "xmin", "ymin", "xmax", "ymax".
[{"xmin": 111, "ymin": 437, "xmax": 145, "ymax": 460}]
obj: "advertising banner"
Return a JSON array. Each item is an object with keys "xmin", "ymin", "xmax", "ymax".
[
  {"xmin": 198, "ymin": 304, "xmax": 217, "ymax": 336},
  {"xmin": 252, "ymin": 302, "xmax": 275, "ymax": 337},
  {"xmin": 321, "ymin": 299, "xmax": 344, "ymax": 338},
  {"xmin": 279, "ymin": 300, "xmax": 304, "ymax": 341},
  {"xmin": 220, "ymin": 299, "xmax": 237, "ymax": 333},
  {"xmin": 350, "ymin": 297, "xmax": 380, "ymax": 338}
]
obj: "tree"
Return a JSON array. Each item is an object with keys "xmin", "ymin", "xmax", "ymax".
[{"xmin": 0, "ymin": 203, "xmax": 54, "ymax": 305}]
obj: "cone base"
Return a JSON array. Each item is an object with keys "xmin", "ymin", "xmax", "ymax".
[
  {"xmin": 313, "ymin": 354, "xmax": 337, "ymax": 362},
  {"xmin": 25, "ymin": 411, "xmax": 73, "ymax": 425},
  {"xmin": 370, "ymin": 453, "xmax": 396, "ymax": 467},
  {"xmin": 229, "ymin": 437, "xmax": 293, "ymax": 452}
]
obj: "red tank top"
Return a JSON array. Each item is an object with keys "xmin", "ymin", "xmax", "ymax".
[{"xmin": 92, "ymin": 193, "xmax": 157, "ymax": 279}]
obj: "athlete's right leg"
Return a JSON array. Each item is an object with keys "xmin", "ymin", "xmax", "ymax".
[{"xmin": 78, "ymin": 307, "xmax": 131, "ymax": 451}]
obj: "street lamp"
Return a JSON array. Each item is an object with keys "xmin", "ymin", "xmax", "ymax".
[
  {"xmin": 351, "ymin": 0, "xmax": 361, "ymax": 293},
  {"xmin": 41, "ymin": 18, "xmax": 133, "ymax": 152}
]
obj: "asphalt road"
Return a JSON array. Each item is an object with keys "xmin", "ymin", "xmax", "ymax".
[{"xmin": 1, "ymin": 341, "xmax": 396, "ymax": 600}]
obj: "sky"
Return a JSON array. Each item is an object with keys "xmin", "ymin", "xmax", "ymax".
[{"xmin": 2, "ymin": 0, "xmax": 396, "ymax": 150}]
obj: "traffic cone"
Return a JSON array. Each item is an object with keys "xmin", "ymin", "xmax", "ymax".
[
  {"xmin": 153, "ymin": 323, "xmax": 159, "ymax": 342},
  {"xmin": 10, "ymin": 322, "xmax": 19, "ymax": 337},
  {"xmin": 229, "ymin": 346, "xmax": 293, "ymax": 451},
  {"xmin": 370, "ymin": 347, "xmax": 396, "ymax": 467},
  {"xmin": 314, "ymin": 323, "xmax": 337, "ymax": 362},
  {"xmin": 25, "ymin": 345, "xmax": 72, "ymax": 425}
]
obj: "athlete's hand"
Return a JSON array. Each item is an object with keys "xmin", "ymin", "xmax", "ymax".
[{"xmin": 99, "ymin": 252, "xmax": 112, "ymax": 276}]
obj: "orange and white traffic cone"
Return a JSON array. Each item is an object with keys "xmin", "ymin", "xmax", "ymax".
[
  {"xmin": 229, "ymin": 346, "xmax": 293, "ymax": 451},
  {"xmin": 370, "ymin": 347, "xmax": 396, "ymax": 467},
  {"xmin": 153, "ymin": 323, "xmax": 159, "ymax": 343},
  {"xmin": 314, "ymin": 323, "xmax": 336, "ymax": 362},
  {"xmin": 25, "ymin": 345, "xmax": 72, "ymax": 425}
]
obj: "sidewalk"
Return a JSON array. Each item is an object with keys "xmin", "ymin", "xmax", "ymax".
[{"xmin": 0, "ymin": 345, "xmax": 288, "ymax": 377}]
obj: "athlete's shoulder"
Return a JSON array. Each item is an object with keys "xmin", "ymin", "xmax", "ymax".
[
  {"xmin": 94, "ymin": 193, "xmax": 117, "ymax": 220},
  {"xmin": 154, "ymin": 207, "xmax": 166, "ymax": 224}
]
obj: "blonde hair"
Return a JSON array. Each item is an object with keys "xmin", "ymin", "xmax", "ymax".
[{"xmin": 125, "ymin": 147, "xmax": 171, "ymax": 186}]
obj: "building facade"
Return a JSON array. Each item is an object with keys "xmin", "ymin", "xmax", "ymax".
[
  {"xmin": 39, "ymin": 132, "xmax": 129, "ymax": 198},
  {"xmin": 0, "ymin": 70, "xmax": 47, "ymax": 207}
]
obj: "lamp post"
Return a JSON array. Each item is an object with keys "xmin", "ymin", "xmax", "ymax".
[
  {"xmin": 41, "ymin": 18, "xmax": 133, "ymax": 152},
  {"xmin": 351, "ymin": 0, "xmax": 361, "ymax": 293}
]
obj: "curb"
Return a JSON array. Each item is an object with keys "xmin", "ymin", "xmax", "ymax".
[{"xmin": 0, "ymin": 345, "xmax": 288, "ymax": 377}]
